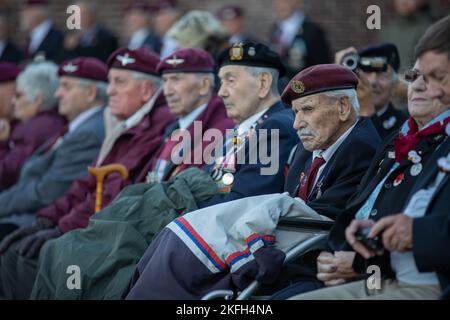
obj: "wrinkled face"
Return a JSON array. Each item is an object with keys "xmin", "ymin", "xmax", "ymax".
[
  {"xmin": 273, "ymin": 0, "xmax": 302, "ymax": 20},
  {"xmin": 162, "ymin": 72, "xmax": 205, "ymax": 118},
  {"xmin": 292, "ymin": 93, "xmax": 342, "ymax": 151},
  {"xmin": 407, "ymin": 60, "xmax": 449, "ymax": 125},
  {"xmin": 418, "ymin": 51, "xmax": 450, "ymax": 106},
  {"xmin": 12, "ymin": 84, "xmax": 40, "ymax": 121},
  {"xmin": 0, "ymin": 82, "xmax": 16, "ymax": 119},
  {"xmin": 55, "ymin": 76, "xmax": 92, "ymax": 121},
  {"xmin": 218, "ymin": 65, "xmax": 260, "ymax": 124},
  {"xmin": 107, "ymin": 69, "xmax": 150, "ymax": 120},
  {"xmin": 361, "ymin": 65, "xmax": 396, "ymax": 110}
]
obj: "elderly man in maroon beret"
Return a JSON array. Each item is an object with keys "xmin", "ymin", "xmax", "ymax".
[
  {"xmin": 0, "ymin": 57, "xmax": 107, "ymax": 240},
  {"xmin": 0, "ymin": 61, "xmax": 67, "ymax": 190},
  {"xmin": 0, "ymin": 48, "xmax": 174, "ymax": 299},
  {"xmin": 137, "ymin": 47, "xmax": 234, "ymax": 183}
]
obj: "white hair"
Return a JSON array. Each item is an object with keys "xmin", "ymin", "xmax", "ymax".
[
  {"xmin": 16, "ymin": 61, "xmax": 59, "ymax": 109},
  {"xmin": 130, "ymin": 70, "xmax": 163, "ymax": 90},
  {"xmin": 322, "ymin": 88, "xmax": 360, "ymax": 114},
  {"xmin": 194, "ymin": 72, "xmax": 215, "ymax": 93},
  {"xmin": 243, "ymin": 66, "xmax": 280, "ymax": 95},
  {"xmin": 77, "ymin": 78, "xmax": 108, "ymax": 105}
]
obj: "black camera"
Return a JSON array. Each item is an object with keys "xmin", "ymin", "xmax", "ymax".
[
  {"xmin": 341, "ymin": 53, "xmax": 389, "ymax": 73},
  {"xmin": 355, "ymin": 227, "xmax": 384, "ymax": 254}
]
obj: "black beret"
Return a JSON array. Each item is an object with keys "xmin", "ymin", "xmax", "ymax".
[
  {"xmin": 358, "ymin": 43, "xmax": 401, "ymax": 72},
  {"xmin": 217, "ymin": 41, "xmax": 286, "ymax": 77}
]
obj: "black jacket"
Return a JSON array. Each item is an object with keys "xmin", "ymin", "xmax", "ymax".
[
  {"xmin": 27, "ymin": 26, "xmax": 64, "ymax": 63},
  {"xmin": 370, "ymin": 103, "xmax": 408, "ymax": 140},
  {"xmin": 0, "ymin": 41, "xmax": 24, "ymax": 63},
  {"xmin": 285, "ymin": 117, "xmax": 381, "ymax": 220}
]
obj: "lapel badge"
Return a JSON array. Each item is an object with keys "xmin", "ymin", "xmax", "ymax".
[
  {"xmin": 248, "ymin": 47, "xmax": 256, "ymax": 56},
  {"xmin": 388, "ymin": 151, "xmax": 396, "ymax": 159},
  {"xmin": 222, "ymin": 172, "xmax": 235, "ymax": 186},
  {"xmin": 229, "ymin": 43, "xmax": 244, "ymax": 61},
  {"xmin": 393, "ymin": 172, "xmax": 405, "ymax": 187},
  {"xmin": 407, "ymin": 151, "xmax": 422, "ymax": 164},
  {"xmin": 299, "ymin": 172, "xmax": 306, "ymax": 186},
  {"xmin": 291, "ymin": 80, "xmax": 305, "ymax": 94},
  {"xmin": 383, "ymin": 116, "xmax": 397, "ymax": 130},
  {"xmin": 410, "ymin": 163, "xmax": 423, "ymax": 176}
]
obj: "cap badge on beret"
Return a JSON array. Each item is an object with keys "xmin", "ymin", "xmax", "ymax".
[
  {"xmin": 248, "ymin": 47, "xmax": 256, "ymax": 57},
  {"xmin": 291, "ymin": 80, "xmax": 305, "ymax": 94},
  {"xmin": 116, "ymin": 53, "xmax": 136, "ymax": 67},
  {"xmin": 166, "ymin": 55, "xmax": 185, "ymax": 67},
  {"xmin": 229, "ymin": 43, "xmax": 244, "ymax": 61},
  {"xmin": 62, "ymin": 63, "xmax": 79, "ymax": 73}
]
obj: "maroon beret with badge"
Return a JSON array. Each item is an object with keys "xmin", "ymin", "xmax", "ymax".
[
  {"xmin": 0, "ymin": 63, "xmax": 22, "ymax": 83},
  {"xmin": 156, "ymin": 48, "xmax": 215, "ymax": 75},
  {"xmin": 281, "ymin": 64, "xmax": 359, "ymax": 106},
  {"xmin": 107, "ymin": 47, "xmax": 160, "ymax": 76},
  {"xmin": 58, "ymin": 57, "xmax": 108, "ymax": 82}
]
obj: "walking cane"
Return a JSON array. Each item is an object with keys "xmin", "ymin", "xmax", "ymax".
[{"xmin": 88, "ymin": 164, "xmax": 129, "ymax": 213}]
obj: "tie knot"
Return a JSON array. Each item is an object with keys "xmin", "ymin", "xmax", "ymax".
[{"xmin": 312, "ymin": 156, "xmax": 326, "ymax": 168}]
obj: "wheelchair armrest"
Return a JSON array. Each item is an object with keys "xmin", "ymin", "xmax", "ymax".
[{"xmin": 278, "ymin": 217, "xmax": 334, "ymax": 232}]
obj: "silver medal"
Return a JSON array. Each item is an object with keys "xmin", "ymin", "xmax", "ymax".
[
  {"xmin": 410, "ymin": 163, "xmax": 423, "ymax": 176},
  {"xmin": 222, "ymin": 173, "xmax": 235, "ymax": 186}
]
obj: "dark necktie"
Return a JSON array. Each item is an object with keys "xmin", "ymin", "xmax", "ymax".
[{"xmin": 298, "ymin": 156, "xmax": 326, "ymax": 201}]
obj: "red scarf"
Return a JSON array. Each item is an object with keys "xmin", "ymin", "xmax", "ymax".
[{"xmin": 394, "ymin": 116, "xmax": 450, "ymax": 163}]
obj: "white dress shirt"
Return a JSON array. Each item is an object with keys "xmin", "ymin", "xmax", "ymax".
[
  {"xmin": 278, "ymin": 11, "xmax": 305, "ymax": 47},
  {"xmin": 178, "ymin": 103, "xmax": 208, "ymax": 130},
  {"xmin": 128, "ymin": 28, "xmax": 150, "ymax": 50},
  {"xmin": 237, "ymin": 108, "xmax": 268, "ymax": 136}
]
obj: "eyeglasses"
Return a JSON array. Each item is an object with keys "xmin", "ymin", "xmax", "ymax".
[{"xmin": 404, "ymin": 69, "xmax": 426, "ymax": 83}]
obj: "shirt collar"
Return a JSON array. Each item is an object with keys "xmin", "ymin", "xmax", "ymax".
[
  {"xmin": 237, "ymin": 108, "xmax": 268, "ymax": 136},
  {"xmin": 400, "ymin": 109, "xmax": 450, "ymax": 135},
  {"xmin": 312, "ymin": 120, "xmax": 358, "ymax": 162},
  {"xmin": 178, "ymin": 103, "xmax": 208, "ymax": 129},
  {"xmin": 68, "ymin": 106, "xmax": 102, "ymax": 133}
]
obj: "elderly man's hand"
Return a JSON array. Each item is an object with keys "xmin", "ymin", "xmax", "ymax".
[
  {"xmin": 317, "ymin": 251, "xmax": 358, "ymax": 286},
  {"xmin": 345, "ymin": 219, "xmax": 377, "ymax": 259},
  {"xmin": 18, "ymin": 227, "xmax": 62, "ymax": 259},
  {"xmin": 368, "ymin": 214, "xmax": 413, "ymax": 253},
  {"xmin": 0, "ymin": 118, "xmax": 11, "ymax": 141}
]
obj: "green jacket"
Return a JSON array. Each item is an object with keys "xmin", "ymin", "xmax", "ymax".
[{"xmin": 31, "ymin": 168, "xmax": 217, "ymax": 299}]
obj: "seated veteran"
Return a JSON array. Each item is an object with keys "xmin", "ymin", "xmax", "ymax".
[
  {"xmin": 198, "ymin": 41, "xmax": 300, "ymax": 208},
  {"xmin": 136, "ymin": 47, "xmax": 234, "ymax": 183},
  {"xmin": 0, "ymin": 61, "xmax": 67, "ymax": 190},
  {"xmin": 282, "ymin": 64, "xmax": 381, "ymax": 220},
  {"xmin": 28, "ymin": 42, "xmax": 299, "ymax": 300},
  {"xmin": 0, "ymin": 57, "xmax": 107, "ymax": 239},
  {"xmin": 281, "ymin": 57, "xmax": 450, "ymax": 300},
  {"xmin": 0, "ymin": 47, "xmax": 175, "ymax": 299},
  {"xmin": 336, "ymin": 43, "xmax": 408, "ymax": 139}
]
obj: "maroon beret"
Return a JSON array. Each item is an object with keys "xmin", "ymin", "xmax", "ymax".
[
  {"xmin": 107, "ymin": 47, "xmax": 160, "ymax": 76},
  {"xmin": 217, "ymin": 5, "xmax": 244, "ymax": 20},
  {"xmin": 157, "ymin": 48, "xmax": 215, "ymax": 75},
  {"xmin": 281, "ymin": 64, "xmax": 359, "ymax": 106},
  {"xmin": 0, "ymin": 63, "xmax": 22, "ymax": 83},
  {"xmin": 58, "ymin": 57, "xmax": 108, "ymax": 83}
]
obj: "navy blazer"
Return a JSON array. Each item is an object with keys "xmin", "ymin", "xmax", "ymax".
[
  {"xmin": 29, "ymin": 26, "xmax": 64, "ymax": 63},
  {"xmin": 285, "ymin": 117, "xmax": 381, "ymax": 220},
  {"xmin": 199, "ymin": 101, "xmax": 299, "ymax": 208}
]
